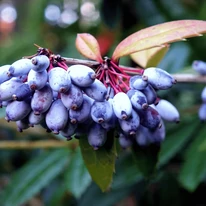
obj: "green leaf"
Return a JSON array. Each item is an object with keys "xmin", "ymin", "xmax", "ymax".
[
  {"xmin": 158, "ymin": 120, "xmax": 199, "ymax": 167},
  {"xmin": 130, "ymin": 44, "xmax": 169, "ymax": 68},
  {"xmin": 178, "ymin": 125, "xmax": 206, "ymax": 192},
  {"xmin": 0, "ymin": 149, "xmax": 70, "ymax": 206},
  {"xmin": 112, "ymin": 20, "xmax": 206, "ymax": 61},
  {"xmin": 79, "ymin": 134, "xmax": 116, "ymax": 192},
  {"xmin": 64, "ymin": 148, "xmax": 92, "ymax": 198},
  {"xmin": 76, "ymin": 33, "xmax": 103, "ymax": 62},
  {"xmin": 132, "ymin": 142, "xmax": 160, "ymax": 178}
]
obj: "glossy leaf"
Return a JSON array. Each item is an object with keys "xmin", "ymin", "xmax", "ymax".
[
  {"xmin": 178, "ymin": 126, "xmax": 206, "ymax": 192},
  {"xmin": 64, "ymin": 148, "xmax": 92, "ymax": 198},
  {"xmin": 158, "ymin": 120, "xmax": 199, "ymax": 167},
  {"xmin": 130, "ymin": 44, "xmax": 169, "ymax": 68},
  {"xmin": 79, "ymin": 134, "xmax": 116, "ymax": 192},
  {"xmin": 76, "ymin": 33, "xmax": 103, "ymax": 62},
  {"xmin": 0, "ymin": 149, "xmax": 70, "ymax": 206},
  {"xmin": 112, "ymin": 20, "xmax": 206, "ymax": 61}
]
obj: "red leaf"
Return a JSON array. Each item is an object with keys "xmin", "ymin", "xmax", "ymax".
[
  {"xmin": 76, "ymin": 33, "xmax": 103, "ymax": 63},
  {"xmin": 96, "ymin": 30, "xmax": 115, "ymax": 56},
  {"xmin": 112, "ymin": 20, "xmax": 206, "ymax": 61}
]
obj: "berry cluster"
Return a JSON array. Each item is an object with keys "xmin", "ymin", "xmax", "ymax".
[
  {"xmin": 192, "ymin": 60, "xmax": 206, "ymax": 121},
  {"xmin": 0, "ymin": 48, "xmax": 180, "ymax": 150}
]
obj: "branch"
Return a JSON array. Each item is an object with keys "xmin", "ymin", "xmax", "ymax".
[
  {"xmin": 64, "ymin": 57, "xmax": 206, "ymax": 83},
  {"xmin": 171, "ymin": 73, "xmax": 206, "ymax": 83},
  {"xmin": 63, "ymin": 57, "xmax": 99, "ymax": 69},
  {"xmin": 0, "ymin": 140, "xmax": 78, "ymax": 149}
]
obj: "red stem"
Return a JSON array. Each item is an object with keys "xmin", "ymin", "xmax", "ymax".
[
  {"xmin": 95, "ymin": 65, "xmax": 103, "ymax": 77},
  {"xmin": 106, "ymin": 74, "xmax": 117, "ymax": 93},
  {"xmin": 120, "ymin": 66, "xmax": 144, "ymax": 75},
  {"xmin": 47, "ymin": 64, "xmax": 54, "ymax": 72},
  {"xmin": 110, "ymin": 60, "xmax": 129, "ymax": 76},
  {"xmin": 57, "ymin": 62, "xmax": 68, "ymax": 71},
  {"xmin": 61, "ymin": 61, "xmax": 69, "ymax": 69},
  {"xmin": 118, "ymin": 77, "xmax": 130, "ymax": 92},
  {"xmin": 108, "ymin": 69, "xmax": 130, "ymax": 79},
  {"xmin": 98, "ymin": 69, "xmax": 105, "ymax": 82}
]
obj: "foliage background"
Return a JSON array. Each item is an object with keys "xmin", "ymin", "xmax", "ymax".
[{"xmin": 0, "ymin": 0, "xmax": 206, "ymax": 205}]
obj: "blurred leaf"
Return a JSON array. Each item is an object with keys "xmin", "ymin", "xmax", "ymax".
[
  {"xmin": 100, "ymin": 0, "xmax": 121, "ymax": 29},
  {"xmin": 23, "ymin": 0, "xmax": 48, "ymax": 33},
  {"xmin": 158, "ymin": 120, "xmax": 199, "ymax": 167},
  {"xmin": 0, "ymin": 149, "xmax": 70, "ymax": 206},
  {"xmin": 178, "ymin": 126, "xmax": 206, "ymax": 192},
  {"xmin": 155, "ymin": 0, "xmax": 188, "ymax": 20},
  {"xmin": 61, "ymin": 34, "xmax": 85, "ymax": 59},
  {"xmin": 0, "ymin": 35, "xmax": 38, "ymax": 65},
  {"xmin": 194, "ymin": 126, "xmax": 206, "ymax": 152},
  {"xmin": 131, "ymin": 44, "xmax": 169, "ymax": 68},
  {"xmin": 157, "ymin": 42, "xmax": 191, "ymax": 73},
  {"xmin": 43, "ymin": 180, "xmax": 69, "ymax": 206},
  {"xmin": 112, "ymin": 151, "xmax": 143, "ymax": 190},
  {"xmin": 75, "ymin": 33, "xmax": 103, "ymax": 62},
  {"xmin": 64, "ymin": 148, "xmax": 92, "ymax": 198},
  {"xmin": 135, "ymin": 0, "xmax": 165, "ymax": 26},
  {"xmin": 153, "ymin": 172, "xmax": 183, "ymax": 206},
  {"xmin": 79, "ymin": 135, "xmax": 116, "ymax": 192},
  {"xmin": 78, "ymin": 181, "xmax": 138, "ymax": 206},
  {"xmin": 0, "ymin": 108, "xmax": 5, "ymax": 119},
  {"xmin": 132, "ymin": 142, "xmax": 160, "ymax": 177},
  {"xmin": 112, "ymin": 20, "xmax": 206, "ymax": 61}
]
